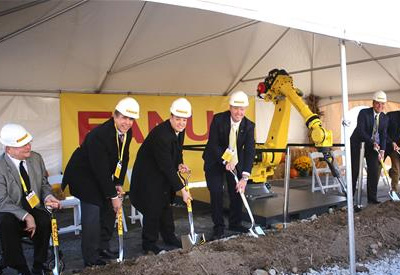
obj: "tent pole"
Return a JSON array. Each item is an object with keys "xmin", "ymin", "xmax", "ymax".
[
  {"xmin": 361, "ymin": 45, "xmax": 400, "ymax": 87},
  {"xmin": 111, "ymin": 20, "xmax": 258, "ymax": 75},
  {"xmin": 243, "ymin": 52, "xmax": 400, "ymax": 83},
  {"xmin": 96, "ymin": 2, "xmax": 147, "ymax": 93},
  {"xmin": 223, "ymin": 28, "xmax": 290, "ymax": 96},
  {"xmin": 0, "ymin": 0, "xmax": 49, "ymax": 17},
  {"xmin": 339, "ymin": 39, "xmax": 356, "ymax": 275},
  {"xmin": 0, "ymin": 0, "xmax": 89, "ymax": 44}
]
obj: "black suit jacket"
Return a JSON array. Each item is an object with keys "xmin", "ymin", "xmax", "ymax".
[
  {"xmin": 62, "ymin": 118, "xmax": 131, "ymax": 206},
  {"xmin": 202, "ymin": 110, "xmax": 255, "ymax": 175},
  {"xmin": 130, "ymin": 120, "xmax": 184, "ymax": 214},
  {"xmin": 386, "ymin": 110, "xmax": 400, "ymax": 155},
  {"xmin": 350, "ymin": 107, "xmax": 388, "ymax": 151}
]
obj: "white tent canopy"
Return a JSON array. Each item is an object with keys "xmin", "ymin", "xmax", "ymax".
[{"xmin": 1, "ymin": 0, "xmax": 400, "ymax": 99}]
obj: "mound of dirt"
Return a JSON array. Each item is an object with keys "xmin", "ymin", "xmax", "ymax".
[{"xmin": 82, "ymin": 202, "xmax": 400, "ymax": 275}]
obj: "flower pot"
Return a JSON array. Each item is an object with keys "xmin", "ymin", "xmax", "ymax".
[
  {"xmin": 290, "ymin": 168, "xmax": 298, "ymax": 178},
  {"xmin": 299, "ymin": 170, "xmax": 309, "ymax": 177}
]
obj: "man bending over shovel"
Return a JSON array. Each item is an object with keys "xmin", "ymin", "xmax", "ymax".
[{"xmin": 130, "ymin": 98, "xmax": 192, "ymax": 255}]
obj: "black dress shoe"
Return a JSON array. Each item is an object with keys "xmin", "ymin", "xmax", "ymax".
[
  {"xmin": 228, "ymin": 225, "xmax": 249, "ymax": 233},
  {"xmin": 16, "ymin": 265, "xmax": 31, "ymax": 275},
  {"xmin": 143, "ymin": 244, "xmax": 162, "ymax": 255},
  {"xmin": 368, "ymin": 199, "xmax": 381, "ymax": 204},
  {"xmin": 99, "ymin": 248, "xmax": 118, "ymax": 259},
  {"xmin": 211, "ymin": 228, "xmax": 224, "ymax": 240},
  {"xmin": 31, "ymin": 263, "xmax": 51, "ymax": 275},
  {"xmin": 164, "ymin": 237, "xmax": 182, "ymax": 248},
  {"xmin": 84, "ymin": 259, "xmax": 107, "ymax": 268}
]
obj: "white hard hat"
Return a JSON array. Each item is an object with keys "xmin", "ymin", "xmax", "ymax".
[
  {"xmin": 115, "ymin": 97, "xmax": 140, "ymax": 119},
  {"xmin": 0, "ymin": 123, "xmax": 33, "ymax": 147},
  {"xmin": 229, "ymin": 91, "xmax": 249, "ymax": 107},
  {"xmin": 372, "ymin": 90, "xmax": 387, "ymax": 103},
  {"xmin": 170, "ymin": 98, "xmax": 192, "ymax": 118}
]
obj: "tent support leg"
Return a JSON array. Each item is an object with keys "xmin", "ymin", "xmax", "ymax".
[{"xmin": 339, "ymin": 39, "xmax": 356, "ymax": 275}]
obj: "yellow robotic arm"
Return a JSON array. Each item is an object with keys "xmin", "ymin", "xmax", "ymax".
[{"xmin": 251, "ymin": 69, "xmax": 333, "ymax": 184}]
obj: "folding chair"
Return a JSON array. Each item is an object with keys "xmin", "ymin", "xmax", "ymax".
[
  {"xmin": 126, "ymin": 169, "xmax": 143, "ymax": 226},
  {"xmin": 309, "ymin": 150, "xmax": 345, "ymax": 194},
  {"xmin": 48, "ymin": 175, "xmax": 82, "ymax": 235}
]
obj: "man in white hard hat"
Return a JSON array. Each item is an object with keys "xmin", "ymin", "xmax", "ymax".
[
  {"xmin": 203, "ymin": 91, "xmax": 255, "ymax": 239},
  {"xmin": 0, "ymin": 123, "xmax": 60, "ymax": 275},
  {"xmin": 351, "ymin": 90, "xmax": 389, "ymax": 204},
  {"xmin": 62, "ymin": 97, "xmax": 139, "ymax": 267},
  {"xmin": 130, "ymin": 98, "xmax": 192, "ymax": 254}
]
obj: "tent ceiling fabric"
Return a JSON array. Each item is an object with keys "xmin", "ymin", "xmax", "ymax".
[{"xmin": 0, "ymin": 0, "xmax": 400, "ymax": 98}]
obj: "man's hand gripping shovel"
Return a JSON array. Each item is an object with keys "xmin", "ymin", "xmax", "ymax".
[
  {"xmin": 229, "ymin": 169, "xmax": 265, "ymax": 238},
  {"xmin": 375, "ymin": 148, "xmax": 400, "ymax": 201},
  {"xmin": 178, "ymin": 170, "xmax": 205, "ymax": 250},
  {"xmin": 45, "ymin": 203, "xmax": 65, "ymax": 275}
]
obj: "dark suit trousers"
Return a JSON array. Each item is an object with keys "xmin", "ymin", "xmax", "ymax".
[
  {"xmin": 0, "ymin": 208, "xmax": 50, "ymax": 270},
  {"xmin": 351, "ymin": 142, "xmax": 381, "ymax": 201},
  {"xmin": 141, "ymin": 194, "xmax": 175, "ymax": 248},
  {"xmin": 205, "ymin": 166, "xmax": 242, "ymax": 231},
  {"xmin": 388, "ymin": 151, "xmax": 400, "ymax": 191},
  {"xmin": 80, "ymin": 200, "xmax": 115, "ymax": 263}
]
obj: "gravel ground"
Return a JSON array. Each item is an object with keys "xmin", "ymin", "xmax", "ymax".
[{"xmin": 306, "ymin": 251, "xmax": 400, "ymax": 275}]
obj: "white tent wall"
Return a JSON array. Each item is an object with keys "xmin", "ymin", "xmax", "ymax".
[
  {"xmin": 0, "ymin": 94, "xmax": 62, "ymax": 175},
  {"xmin": 255, "ymin": 99, "xmax": 308, "ymax": 144}
]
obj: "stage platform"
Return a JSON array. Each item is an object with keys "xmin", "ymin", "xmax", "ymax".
[
  {"xmin": 243, "ymin": 185, "xmax": 347, "ymax": 226},
  {"xmin": 220, "ymin": 176, "xmax": 347, "ymax": 227}
]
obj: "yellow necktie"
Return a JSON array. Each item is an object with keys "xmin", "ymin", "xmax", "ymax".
[{"xmin": 229, "ymin": 124, "xmax": 238, "ymax": 166}]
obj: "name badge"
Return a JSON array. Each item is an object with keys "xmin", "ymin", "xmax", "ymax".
[
  {"xmin": 114, "ymin": 161, "xmax": 122, "ymax": 179},
  {"xmin": 26, "ymin": 191, "xmax": 40, "ymax": 209},
  {"xmin": 222, "ymin": 148, "xmax": 234, "ymax": 162}
]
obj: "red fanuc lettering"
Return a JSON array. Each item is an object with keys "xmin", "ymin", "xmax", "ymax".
[
  {"xmin": 148, "ymin": 111, "xmax": 164, "ymax": 132},
  {"xmin": 185, "ymin": 111, "xmax": 214, "ymax": 141},
  {"xmin": 77, "ymin": 111, "xmax": 144, "ymax": 144},
  {"xmin": 77, "ymin": 110, "xmax": 214, "ymax": 144}
]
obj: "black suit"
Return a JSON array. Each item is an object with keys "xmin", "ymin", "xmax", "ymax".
[
  {"xmin": 130, "ymin": 120, "xmax": 184, "ymax": 249},
  {"xmin": 385, "ymin": 111, "xmax": 400, "ymax": 191},
  {"xmin": 63, "ymin": 118, "xmax": 131, "ymax": 263},
  {"xmin": 351, "ymin": 107, "xmax": 388, "ymax": 202},
  {"xmin": 202, "ymin": 111, "xmax": 255, "ymax": 233}
]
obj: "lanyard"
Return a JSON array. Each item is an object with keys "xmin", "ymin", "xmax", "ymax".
[
  {"xmin": 115, "ymin": 125, "xmax": 127, "ymax": 162},
  {"xmin": 19, "ymin": 173, "xmax": 29, "ymax": 194}
]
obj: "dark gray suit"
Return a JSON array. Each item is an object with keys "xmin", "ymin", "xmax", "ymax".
[
  {"xmin": 0, "ymin": 151, "xmax": 52, "ymax": 272},
  {"xmin": 351, "ymin": 107, "xmax": 388, "ymax": 201}
]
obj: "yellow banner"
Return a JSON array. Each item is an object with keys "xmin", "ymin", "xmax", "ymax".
[{"xmin": 60, "ymin": 93, "xmax": 254, "ymax": 194}]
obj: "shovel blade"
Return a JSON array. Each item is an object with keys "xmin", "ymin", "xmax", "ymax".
[
  {"xmin": 117, "ymin": 235, "xmax": 123, "ymax": 263},
  {"xmin": 52, "ymin": 248, "xmax": 60, "ymax": 275},
  {"xmin": 254, "ymin": 226, "xmax": 265, "ymax": 235},
  {"xmin": 389, "ymin": 191, "xmax": 400, "ymax": 201},
  {"xmin": 181, "ymin": 233, "xmax": 206, "ymax": 250}
]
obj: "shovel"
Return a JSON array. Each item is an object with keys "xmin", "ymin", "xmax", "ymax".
[
  {"xmin": 117, "ymin": 207, "xmax": 124, "ymax": 262},
  {"xmin": 178, "ymin": 171, "xmax": 205, "ymax": 250},
  {"xmin": 375, "ymin": 148, "xmax": 400, "ymax": 201},
  {"xmin": 46, "ymin": 205, "xmax": 64, "ymax": 275},
  {"xmin": 229, "ymin": 169, "xmax": 265, "ymax": 238}
]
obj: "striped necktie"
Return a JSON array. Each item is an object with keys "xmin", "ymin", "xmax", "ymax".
[{"xmin": 371, "ymin": 114, "xmax": 380, "ymax": 144}]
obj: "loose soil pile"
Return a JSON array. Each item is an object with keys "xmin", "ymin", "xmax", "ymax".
[{"xmin": 82, "ymin": 202, "xmax": 400, "ymax": 275}]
